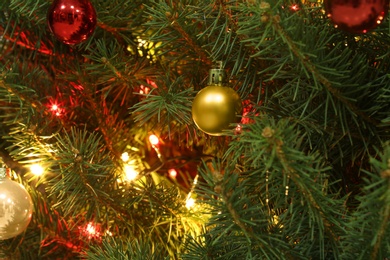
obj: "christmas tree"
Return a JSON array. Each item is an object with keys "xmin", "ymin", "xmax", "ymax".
[{"xmin": 0, "ymin": 0, "xmax": 389, "ymax": 259}]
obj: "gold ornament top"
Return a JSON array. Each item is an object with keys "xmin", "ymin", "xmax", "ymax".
[
  {"xmin": 208, "ymin": 61, "xmax": 227, "ymax": 86},
  {"xmin": 192, "ymin": 61, "xmax": 242, "ymax": 136}
]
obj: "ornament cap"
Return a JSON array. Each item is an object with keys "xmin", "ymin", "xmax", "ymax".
[{"xmin": 208, "ymin": 61, "xmax": 227, "ymax": 86}]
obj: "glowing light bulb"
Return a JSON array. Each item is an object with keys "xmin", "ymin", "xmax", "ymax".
[
  {"xmin": 146, "ymin": 78, "xmax": 158, "ymax": 88},
  {"xmin": 168, "ymin": 168, "xmax": 177, "ymax": 178},
  {"xmin": 193, "ymin": 175, "xmax": 199, "ymax": 185},
  {"xmin": 121, "ymin": 152, "xmax": 130, "ymax": 162},
  {"xmin": 290, "ymin": 4, "xmax": 299, "ymax": 11},
  {"xmin": 149, "ymin": 135, "xmax": 159, "ymax": 146},
  {"xmin": 81, "ymin": 222, "xmax": 101, "ymax": 240},
  {"xmin": 139, "ymin": 85, "xmax": 151, "ymax": 95},
  {"xmin": 49, "ymin": 103, "xmax": 63, "ymax": 116},
  {"xmin": 30, "ymin": 164, "xmax": 44, "ymax": 176},
  {"xmin": 185, "ymin": 175, "xmax": 199, "ymax": 209},
  {"xmin": 86, "ymin": 222, "xmax": 97, "ymax": 235},
  {"xmin": 235, "ymin": 124, "xmax": 242, "ymax": 134},
  {"xmin": 124, "ymin": 164, "xmax": 138, "ymax": 181},
  {"xmin": 186, "ymin": 197, "xmax": 195, "ymax": 209}
]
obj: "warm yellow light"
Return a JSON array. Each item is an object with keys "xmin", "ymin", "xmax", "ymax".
[
  {"xmin": 149, "ymin": 134, "xmax": 159, "ymax": 146},
  {"xmin": 86, "ymin": 222, "xmax": 97, "ymax": 236},
  {"xmin": 121, "ymin": 152, "xmax": 130, "ymax": 162},
  {"xmin": 30, "ymin": 164, "xmax": 44, "ymax": 176},
  {"xmin": 186, "ymin": 197, "xmax": 195, "ymax": 209},
  {"xmin": 185, "ymin": 175, "xmax": 199, "ymax": 209},
  {"xmin": 124, "ymin": 164, "xmax": 138, "ymax": 181}
]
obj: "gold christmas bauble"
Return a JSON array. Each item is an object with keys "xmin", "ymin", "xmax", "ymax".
[
  {"xmin": 0, "ymin": 174, "xmax": 33, "ymax": 240},
  {"xmin": 192, "ymin": 85, "xmax": 242, "ymax": 136}
]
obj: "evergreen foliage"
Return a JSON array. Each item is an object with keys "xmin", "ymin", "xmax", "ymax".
[{"xmin": 0, "ymin": 0, "xmax": 389, "ymax": 259}]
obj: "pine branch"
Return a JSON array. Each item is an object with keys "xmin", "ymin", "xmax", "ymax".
[
  {"xmin": 3, "ymin": 0, "xmax": 49, "ymax": 25},
  {"xmin": 1, "ymin": 0, "xmax": 389, "ymax": 258},
  {"xmin": 188, "ymin": 159, "xmax": 299, "ymax": 259},
  {"xmin": 131, "ymin": 75, "xmax": 196, "ymax": 136},
  {"xmin": 223, "ymin": 117, "xmax": 346, "ymax": 258},
  {"xmin": 263, "ymin": 125, "xmax": 342, "ymax": 257},
  {"xmin": 145, "ymin": 1, "xmax": 212, "ymax": 65},
  {"xmin": 341, "ymin": 143, "xmax": 390, "ymax": 259},
  {"xmin": 82, "ymin": 39, "xmax": 156, "ymax": 106},
  {"xmin": 270, "ymin": 17, "xmax": 380, "ymax": 127},
  {"xmin": 85, "ymin": 235, "xmax": 167, "ymax": 260},
  {"xmin": 0, "ymin": 78, "xmax": 43, "ymax": 116}
]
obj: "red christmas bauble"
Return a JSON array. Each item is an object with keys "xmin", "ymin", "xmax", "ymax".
[
  {"xmin": 47, "ymin": 0, "xmax": 97, "ymax": 44},
  {"xmin": 324, "ymin": 0, "xmax": 389, "ymax": 33}
]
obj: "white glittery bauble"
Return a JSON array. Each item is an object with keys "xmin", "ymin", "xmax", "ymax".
[{"xmin": 0, "ymin": 177, "xmax": 33, "ymax": 240}]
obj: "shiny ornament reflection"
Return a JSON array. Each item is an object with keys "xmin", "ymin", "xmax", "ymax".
[
  {"xmin": 325, "ymin": 0, "xmax": 389, "ymax": 33},
  {"xmin": 0, "ymin": 177, "xmax": 33, "ymax": 240},
  {"xmin": 47, "ymin": 0, "xmax": 97, "ymax": 44},
  {"xmin": 192, "ymin": 85, "xmax": 242, "ymax": 136}
]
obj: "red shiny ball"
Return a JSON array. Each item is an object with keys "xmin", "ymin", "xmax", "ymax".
[
  {"xmin": 47, "ymin": 0, "xmax": 97, "ymax": 44},
  {"xmin": 324, "ymin": 0, "xmax": 389, "ymax": 33}
]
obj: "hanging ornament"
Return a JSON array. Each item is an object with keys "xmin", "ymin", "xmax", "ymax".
[
  {"xmin": 192, "ymin": 62, "xmax": 242, "ymax": 136},
  {"xmin": 324, "ymin": 0, "xmax": 389, "ymax": 33},
  {"xmin": 47, "ymin": 0, "xmax": 97, "ymax": 45},
  {"xmin": 0, "ymin": 167, "xmax": 33, "ymax": 240}
]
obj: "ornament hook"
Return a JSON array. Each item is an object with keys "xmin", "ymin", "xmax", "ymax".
[{"xmin": 208, "ymin": 61, "xmax": 226, "ymax": 86}]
